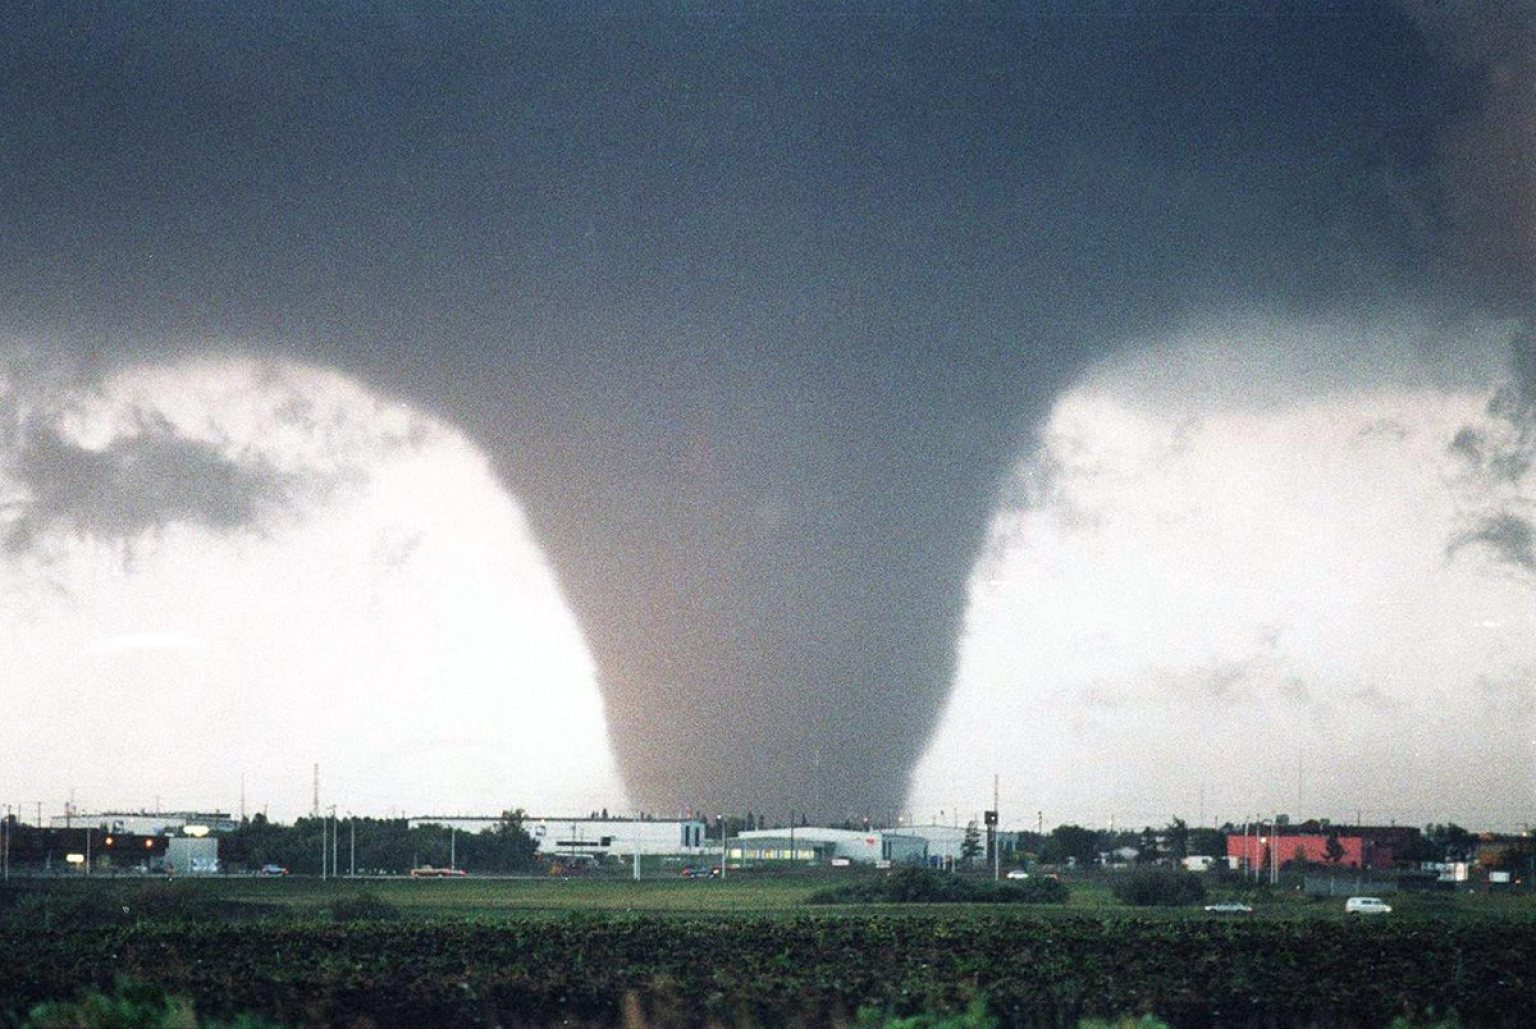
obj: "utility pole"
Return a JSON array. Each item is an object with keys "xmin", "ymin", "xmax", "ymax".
[
  {"xmin": 3, "ymin": 804, "xmax": 9, "ymax": 882},
  {"xmin": 992, "ymin": 774, "xmax": 1001, "ymax": 882},
  {"xmin": 312, "ymin": 765, "xmax": 320, "ymax": 819},
  {"xmin": 1271, "ymin": 812, "xmax": 1280, "ymax": 886},
  {"xmin": 331, "ymin": 806, "xmax": 338, "ymax": 878},
  {"xmin": 320, "ymin": 816, "xmax": 327, "ymax": 880},
  {"xmin": 719, "ymin": 814, "xmax": 727, "ymax": 881},
  {"xmin": 349, "ymin": 817, "xmax": 355, "ymax": 878},
  {"xmin": 1296, "ymin": 751, "xmax": 1304, "ymax": 820}
]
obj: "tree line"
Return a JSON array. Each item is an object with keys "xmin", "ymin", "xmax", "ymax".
[{"xmin": 220, "ymin": 810, "xmax": 539, "ymax": 874}]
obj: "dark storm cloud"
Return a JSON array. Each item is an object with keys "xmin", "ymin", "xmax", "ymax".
[
  {"xmin": 1448, "ymin": 512, "xmax": 1536, "ymax": 573},
  {"xmin": 0, "ymin": 409, "xmax": 292, "ymax": 554},
  {"xmin": 1400, "ymin": 1, "xmax": 1536, "ymax": 315},
  {"xmin": 0, "ymin": 2, "xmax": 1519, "ymax": 818},
  {"xmin": 1446, "ymin": 325, "xmax": 1534, "ymax": 576}
]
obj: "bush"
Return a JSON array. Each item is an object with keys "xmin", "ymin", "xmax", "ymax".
[
  {"xmin": 1112, "ymin": 868, "xmax": 1206, "ymax": 907},
  {"xmin": 0, "ymin": 883, "xmax": 282, "ymax": 931},
  {"xmin": 327, "ymin": 891, "xmax": 401, "ymax": 922},
  {"xmin": 995, "ymin": 876, "xmax": 1070, "ymax": 905},
  {"xmin": 25, "ymin": 978, "xmax": 196, "ymax": 1029},
  {"xmin": 24, "ymin": 977, "xmax": 279, "ymax": 1028},
  {"xmin": 0, "ymin": 890, "xmax": 124, "ymax": 931},
  {"xmin": 809, "ymin": 866, "xmax": 1068, "ymax": 905},
  {"xmin": 855, "ymin": 993, "xmax": 998, "ymax": 1028}
]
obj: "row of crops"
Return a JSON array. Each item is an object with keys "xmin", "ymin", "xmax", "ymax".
[{"xmin": 3, "ymin": 914, "xmax": 1532, "ymax": 1027}]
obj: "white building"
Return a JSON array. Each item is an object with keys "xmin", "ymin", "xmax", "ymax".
[
  {"xmin": 900, "ymin": 824, "xmax": 973, "ymax": 865},
  {"xmin": 731, "ymin": 827, "xmax": 927, "ymax": 866},
  {"xmin": 52, "ymin": 811, "xmax": 238, "ymax": 835},
  {"xmin": 165, "ymin": 836, "xmax": 220, "ymax": 875},
  {"xmin": 408, "ymin": 815, "xmax": 710, "ymax": 859}
]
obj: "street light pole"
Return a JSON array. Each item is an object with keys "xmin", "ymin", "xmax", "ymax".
[
  {"xmin": 993, "ymin": 775, "xmax": 1001, "ymax": 883},
  {"xmin": 1271, "ymin": 812, "xmax": 1280, "ymax": 887}
]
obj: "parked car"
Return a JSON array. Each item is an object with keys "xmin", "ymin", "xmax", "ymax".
[
  {"xmin": 410, "ymin": 866, "xmax": 467, "ymax": 878},
  {"xmin": 258, "ymin": 864, "xmax": 290, "ymax": 876},
  {"xmin": 1005, "ymin": 869, "xmax": 1030, "ymax": 880},
  {"xmin": 1203, "ymin": 901, "xmax": 1254, "ymax": 914},
  {"xmin": 1345, "ymin": 896, "xmax": 1392, "ymax": 914}
]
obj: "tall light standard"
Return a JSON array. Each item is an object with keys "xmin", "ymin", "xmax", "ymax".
[
  {"xmin": 1270, "ymin": 813, "xmax": 1281, "ymax": 887},
  {"xmin": 991, "ymin": 774, "xmax": 1001, "ymax": 883},
  {"xmin": 631, "ymin": 814, "xmax": 641, "ymax": 882}
]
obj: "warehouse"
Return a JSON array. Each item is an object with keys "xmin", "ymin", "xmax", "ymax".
[
  {"xmin": 408, "ymin": 815, "xmax": 710, "ymax": 859},
  {"xmin": 730, "ymin": 827, "xmax": 927, "ymax": 866}
]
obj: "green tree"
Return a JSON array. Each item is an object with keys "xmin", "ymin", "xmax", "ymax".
[
  {"xmin": 1188, "ymin": 828, "xmax": 1227, "ymax": 859},
  {"xmin": 1113, "ymin": 868, "xmax": 1207, "ymax": 907},
  {"xmin": 1426, "ymin": 823, "xmax": 1477, "ymax": 861},
  {"xmin": 961, "ymin": 822, "xmax": 983, "ymax": 866},
  {"xmin": 1042, "ymin": 824, "xmax": 1100, "ymax": 866},
  {"xmin": 1488, "ymin": 838, "xmax": 1533, "ymax": 873},
  {"xmin": 1324, "ymin": 831, "xmax": 1345, "ymax": 866},
  {"xmin": 1165, "ymin": 818, "xmax": 1189, "ymax": 860},
  {"xmin": 471, "ymin": 809, "xmax": 539, "ymax": 872}
]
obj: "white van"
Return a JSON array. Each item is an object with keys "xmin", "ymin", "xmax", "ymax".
[{"xmin": 1344, "ymin": 896, "xmax": 1392, "ymax": 914}]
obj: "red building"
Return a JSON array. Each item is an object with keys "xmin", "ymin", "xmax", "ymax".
[{"xmin": 1227, "ymin": 832, "xmax": 1394, "ymax": 870}]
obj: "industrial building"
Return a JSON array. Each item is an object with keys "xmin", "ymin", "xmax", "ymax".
[
  {"xmin": 50, "ymin": 811, "xmax": 239, "ymax": 835},
  {"xmin": 165, "ymin": 836, "xmax": 220, "ymax": 875},
  {"xmin": 1227, "ymin": 831, "xmax": 1395, "ymax": 870},
  {"xmin": 407, "ymin": 815, "xmax": 710, "ymax": 860},
  {"xmin": 730, "ymin": 827, "xmax": 928, "ymax": 866},
  {"xmin": 899, "ymin": 824, "xmax": 975, "ymax": 865}
]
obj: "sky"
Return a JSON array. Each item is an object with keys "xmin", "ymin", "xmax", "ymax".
[
  {"xmin": 912, "ymin": 315, "xmax": 1536, "ymax": 831},
  {"xmin": 1, "ymin": 356, "xmax": 625, "ymax": 819},
  {"xmin": 0, "ymin": 2, "xmax": 1531, "ymax": 825}
]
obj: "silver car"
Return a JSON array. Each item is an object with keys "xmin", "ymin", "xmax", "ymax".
[{"xmin": 1345, "ymin": 896, "xmax": 1392, "ymax": 914}]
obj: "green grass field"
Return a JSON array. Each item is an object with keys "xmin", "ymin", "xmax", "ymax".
[
  {"xmin": 5, "ymin": 874, "xmax": 1536, "ymax": 1026},
  {"xmin": 8, "ymin": 868, "xmax": 1532, "ymax": 922}
]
